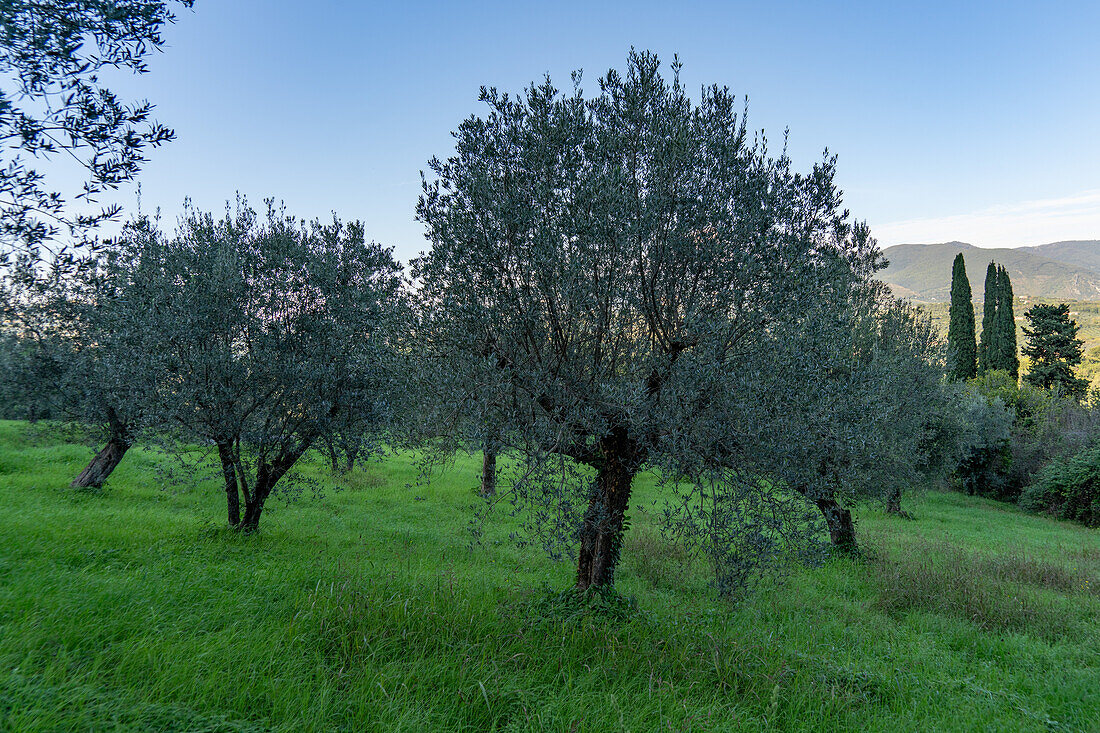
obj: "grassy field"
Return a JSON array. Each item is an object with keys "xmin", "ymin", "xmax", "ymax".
[{"xmin": 0, "ymin": 420, "xmax": 1098, "ymax": 731}]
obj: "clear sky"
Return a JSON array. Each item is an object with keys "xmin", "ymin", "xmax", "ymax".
[{"xmin": 101, "ymin": 0, "xmax": 1100, "ymax": 264}]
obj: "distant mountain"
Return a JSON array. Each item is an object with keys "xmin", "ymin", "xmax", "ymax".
[
  {"xmin": 1025, "ymin": 240, "xmax": 1100, "ymax": 272},
  {"xmin": 878, "ymin": 241, "xmax": 1100, "ymax": 302}
]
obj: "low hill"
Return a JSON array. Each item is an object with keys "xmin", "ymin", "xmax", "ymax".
[{"xmin": 879, "ymin": 241, "xmax": 1100, "ymax": 302}]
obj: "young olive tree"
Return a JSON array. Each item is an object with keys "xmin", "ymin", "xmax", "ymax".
[
  {"xmin": 743, "ymin": 272, "xmax": 944, "ymax": 552},
  {"xmin": 0, "ymin": 234, "xmax": 155, "ymax": 487},
  {"xmin": 414, "ymin": 51, "xmax": 881, "ymax": 591},
  {"xmin": 109, "ymin": 200, "xmax": 403, "ymax": 530}
]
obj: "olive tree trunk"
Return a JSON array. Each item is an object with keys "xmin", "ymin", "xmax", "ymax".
[
  {"xmin": 575, "ymin": 432, "xmax": 640, "ymax": 591},
  {"xmin": 71, "ymin": 408, "xmax": 131, "ymax": 489},
  {"xmin": 217, "ymin": 442, "xmax": 242, "ymax": 527},
  {"xmin": 481, "ymin": 445, "xmax": 497, "ymax": 496},
  {"xmin": 70, "ymin": 436, "xmax": 130, "ymax": 488},
  {"xmin": 813, "ymin": 496, "xmax": 858, "ymax": 554},
  {"xmin": 235, "ymin": 436, "xmax": 318, "ymax": 532}
]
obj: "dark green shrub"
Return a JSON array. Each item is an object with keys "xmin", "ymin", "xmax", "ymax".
[{"xmin": 1019, "ymin": 447, "xmax": 1100, "ymax": 527}]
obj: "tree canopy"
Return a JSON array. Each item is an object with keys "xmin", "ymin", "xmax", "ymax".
[
  {"xmin": 413, "ymin": 51, "xmax": 915, "ymax": 592},
  {"xmin": 1022, "ymin": 303, "xmax": 1087, "ymax": 399}
]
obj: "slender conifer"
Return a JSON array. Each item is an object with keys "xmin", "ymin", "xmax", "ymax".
[
  {"xmin": 995, "ymin": 266, "xmax": 1019, "ymax": 379},
  {"xmin": 947, "ymin": 253, "xmax": 977, "ymax": 380},
  {"xmin": 978, "ymin": 261, "xmax": 998, "ymax": 373}
]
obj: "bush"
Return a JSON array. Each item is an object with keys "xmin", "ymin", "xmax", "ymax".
[
  {"xmin": 951, "ymin": 387, "xmax": 1013, "ymax": 499},
  {"xmin": 1019, "ymin": 447, "xmax": 1100, "ymax": 527},
  {"xmin": 955, "ymin": 372, "xmax": 1100, "ymax": 502}
]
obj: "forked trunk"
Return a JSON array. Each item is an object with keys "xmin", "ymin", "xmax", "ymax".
[
  {"xmin": 576, "ymin": 432, "xmax": 640, "ymax": 591},
  {"xmin": 481, "ymin": 445, "xmax": 497, "ymax": 496},
  {"xmin": 240, "ymin": 494, "xmax": 265, "ymax": 532},
  {"xmin": 235, "ymin": 435, "xmax": 318, "ymax": 532},
  {"xmin": 814, "ymin": 496, "xmax": 858, "ymax": 554},
  {"xmin": 70, "ymin": 437, "xmax": 129, "ymax": 489}
]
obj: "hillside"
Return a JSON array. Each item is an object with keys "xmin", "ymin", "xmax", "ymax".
[
  {"xmin": 879, "ymin": 241, "xmax": 1100, "ymax": 302},
  {"xmin": 1027, "ymin": 240, "xmax": 1100, "ymax": 273},
  {"xmin": 0, "ymin": 421, "xmax": 1098, "ymax": 730}
]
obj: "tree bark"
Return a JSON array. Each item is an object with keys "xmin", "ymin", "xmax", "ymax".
[
  {"xmin": 885, "ymin": 485, "xmax": 910, "ymax": 517},
  {"xmin": 71, "ymin": 408, "xmax": 131, "ymax": 489},
  {"xmin": 814, "ymin": 496, "xmax": 858, "ymax": 554},
  {"xmin": 481, "ymin": 445, "xmax": 497, "ymax": 496},
  {"xmin": 217, "ymin": 442, "xmax": 241, "ymax": 527},
  {"xmin": 240, "ymin": 491, "xmax": 266, "ymax": 532},
  {"xmin": 236, "ymin": 434, "xmax": 319, "ymax": 532},
  {"xmin": 70, "ymin": 436, "xmax": 129, "ymax": 488},
  {"xmin": 575, "ymin": 431, "xmax": 640, "ymax": 591}
]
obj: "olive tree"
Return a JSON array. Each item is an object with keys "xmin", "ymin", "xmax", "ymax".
[
  {"xmin": 108, "ymin": 200, "xmax": 404, "ymax": 530},
  {"xmin": 414, "ymin": 51, "xmax": 882, "ymax": 591},
  {"xmin": 0, "ymin": 235, "xmax": 154, "ymax": 487},
  {"xmin": 1, "ymin": 1, "xmax": 194, "ymax": 273},
  {"xmin": 743, "ymin": 273, "xmax": 944, "ymax": 552}
]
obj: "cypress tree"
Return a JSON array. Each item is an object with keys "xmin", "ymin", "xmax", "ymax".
[
  {"xmin": 978, "ymin": 261, "xmax": 998, "ymax": 373},
  {"xmin": 995, "ymin": 266, "xmax": 1019, "ymax": 379},
  {"xmin": 947, "ymin": 253, "xmax": 977, "ymax": 380}
]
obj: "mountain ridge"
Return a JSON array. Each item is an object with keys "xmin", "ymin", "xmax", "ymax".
[{"xmin": 878, "ymin": 240, "xmax": 1100, "ymax": 301}]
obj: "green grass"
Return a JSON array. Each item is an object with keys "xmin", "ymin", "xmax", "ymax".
[{"xmin": 0, "ymin": 421, "xmax": 1098, "ymax": 731}]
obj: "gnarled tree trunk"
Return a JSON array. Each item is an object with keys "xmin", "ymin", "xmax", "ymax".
[
  {"xmin": 240, "ymin": 491, "xmax": 266, "ymax": 532},
  {"xmin": 814, "ymin": 496, "xmax": 858, "ymax": 554},
  {"xmin": 70, "ymin": 437, "xmax": 129, "ymax": 488},
  {"xmin": 885, "ymin": 485, "xmax": 913, "ymax": 518},
  {"xmin": 576, "ymin": 430, "xmax": 640, "ymax": 591},
  {"xmin": 71, "ymin": 407, "xmax": 131, "ymax": 489}
]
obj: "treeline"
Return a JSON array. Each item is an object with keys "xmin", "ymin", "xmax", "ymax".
[
  {"xmin": 945, "ymin": 254, "xmax": 1099, "ymax": 526},
  {"xmin": 0, "ymin": 53, "xmax": 1094, "ymax": 601}
]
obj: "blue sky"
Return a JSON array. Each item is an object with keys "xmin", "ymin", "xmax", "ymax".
[{"xmin": 102, "ymin": 0, "xmax": 1100, "ymax": 264}]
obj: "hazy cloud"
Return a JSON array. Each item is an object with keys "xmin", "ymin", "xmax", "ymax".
[{"xmin": 873, "ymin": 190, "xmax": 1100, "ymax": 249}]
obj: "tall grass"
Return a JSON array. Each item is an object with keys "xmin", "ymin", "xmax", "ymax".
[{"xmin": 0, "ymin": 421, "xmax": 1097, "ymax": 731}]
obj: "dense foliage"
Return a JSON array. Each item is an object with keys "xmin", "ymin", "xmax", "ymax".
[
  {"xmin": 1020, "ymin": 447, "xmax": 1100, "ymax": 526},
  {"xmin": 1022, "ymin": 303, "xmax": 1087, "ymax": 399},
  {"xmin": 946, "ymin": 253, "xmax": 976, "ymax": 380}
]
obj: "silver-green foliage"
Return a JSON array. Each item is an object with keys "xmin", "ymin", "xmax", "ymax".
[
  {"xmin": 101, "ymin": 199, "xmax": 405, "ymax": 528},
  {"xmin": 413, "ymin": 51, "xmax": 923, "ymax": 592}
]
